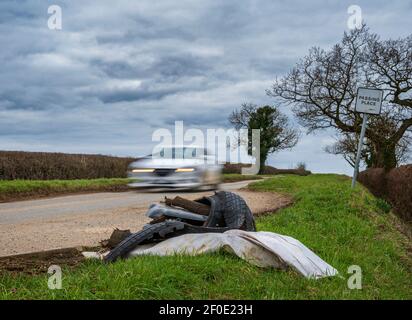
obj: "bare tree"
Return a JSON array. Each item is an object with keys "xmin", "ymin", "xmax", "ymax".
[
  {"xmin": 325, "ymin": 109, "xmax": 411, "ymax": 167},
  {"xmin": 229, "ymin": 103, "xmax": 299, "ymax": 173},
  {"xmin": 268, "ymin": 25, "xmax": 412, "ymax": 169},
  {"xmin": 326, "ymin": 134, "xmax": 410, "ymax": 169},
  {"xmin": 325, "ymin": 132, "xmax": 372, "ymax": 168}
]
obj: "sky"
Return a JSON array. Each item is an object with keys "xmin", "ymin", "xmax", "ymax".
[{"xmin": 0, "ymin": 0, "xmax": 411, "ymax": 175}]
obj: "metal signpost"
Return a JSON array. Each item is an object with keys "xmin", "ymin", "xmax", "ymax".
[{"xmin": 351, "ymin": 88, "xmax": 383, "ymax": 188}]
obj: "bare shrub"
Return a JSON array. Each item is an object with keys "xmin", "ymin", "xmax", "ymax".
[
  {"xmin": 358, "ymin": 168, "xmax": 387, "ymax": 198},
  {"xmin": 386, "ymin": 165, "xmax": 412, "ymax": 222},
  {"xmin": 358, "ymin": 165, "xmax": 412, "ymax": 222},
  {"xmin": 222, "ymin": 163, "xmax": 311, "ymax": 176},
  {"xmin": 262, "ymin": 165, "xmax": 311, "ymax": 176}
]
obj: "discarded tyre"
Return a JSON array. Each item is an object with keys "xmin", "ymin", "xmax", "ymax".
[
  {"xmin": 104, "ymin": 191, "xmax": 256, "ymax": 263},
  {"xmin": 104, "ymin": 221, "xmax": 185, "ymax": 263},
  {"xmin": 216, "ymin": 191, "xmax": 256, "ymax": 230}
]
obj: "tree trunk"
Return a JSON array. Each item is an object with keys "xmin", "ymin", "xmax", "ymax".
[{"xmin": 258, "ymin": 155, "xmax": 267, "ymax": 174}]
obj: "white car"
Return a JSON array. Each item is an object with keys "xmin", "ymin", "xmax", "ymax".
[{"xmin": 128, "ymin": 146, "xmax": 222, "ymax": 189}]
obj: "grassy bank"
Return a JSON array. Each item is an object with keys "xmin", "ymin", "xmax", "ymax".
[
  {"xmin": 1, "ymin": 174, "xmax": 411, "ymax": 299},
  {"xmin": 0, "ymin": 174, "xmax": 260, "ymax": 202},
  {"xmin": 0, "ymin": 178, "xmax": 130, "ymax": 202}
]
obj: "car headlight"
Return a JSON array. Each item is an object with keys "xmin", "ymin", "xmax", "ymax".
[
  {"xmin": 175, "ymin": 168, "xmax": 195, "ymax": 172},
  {"xmin": 131, "ymin": 168, "xmax": 154, "ymax": 173}
]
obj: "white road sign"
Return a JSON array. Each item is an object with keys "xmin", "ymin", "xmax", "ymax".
[
  {"xmin": 355, "ymin": 87, "xmax": 383, "ymax": 115},
  {"xmin": 351, "ymin": 87, "xmax": 383, "ymax": 188}
]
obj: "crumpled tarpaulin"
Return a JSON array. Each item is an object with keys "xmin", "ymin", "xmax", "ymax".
[{"xmin": 84, "ymin": 229, "xmax": 338, "ymax": 279}]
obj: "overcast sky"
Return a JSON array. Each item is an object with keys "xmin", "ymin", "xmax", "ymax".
[{"xmin": 1, "ymin": 0, "xmax": 411, "ymax": 174}]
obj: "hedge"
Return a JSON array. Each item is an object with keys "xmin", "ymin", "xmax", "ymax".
[
  {"xmin": 223, "ymin": 163, "xmax": 311, "ymax": 176},
  {"xmin": 358, "ymin": 165, "xmax": 412, "ymax": 222},
  {"xmin": 0, "ymin": 151, "xmax": 135, "ymax": 180}
]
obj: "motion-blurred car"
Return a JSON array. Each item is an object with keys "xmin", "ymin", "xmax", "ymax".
[{"xmin": 128, "ymin": 146, "xmax": 222, "ymax": 190}]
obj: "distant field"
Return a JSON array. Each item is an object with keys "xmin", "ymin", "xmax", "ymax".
[
  {"xmin": 1, "ymin": 174, "xmax": 410, "ymax": 299},
  {"xmin": 0, "ymin": 174, "xmax": 260, "ymax": 202}
]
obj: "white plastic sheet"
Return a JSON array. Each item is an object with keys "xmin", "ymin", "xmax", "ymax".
[{"xmin": 84, "ymin": 230, "xmax": 338, "ymax": 279}]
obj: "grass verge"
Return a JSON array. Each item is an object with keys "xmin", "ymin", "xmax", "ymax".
[
  {"xmin": 0, "ymin": 174, "xmax": 259, "ymax": 202},
  {"xmin": 1, "ymin": 174, "xmax": 411, "ymax": 299},
  {"xmin": 0, "ymin": 178, "xmax": 130, "ymax": 202}
]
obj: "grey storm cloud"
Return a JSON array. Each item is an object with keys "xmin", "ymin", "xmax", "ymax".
[
  {"xmin": 96, "ymin": 84, "xmax": 177, "ymax": 104},
  {"xmin": 0, "ymin": 0, "xmax": 410, "ymax": 173}
]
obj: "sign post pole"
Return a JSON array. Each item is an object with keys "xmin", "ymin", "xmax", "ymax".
[
  {"xmin": 351, "ymin": 114, "xmax": 368, "ymax": 188},
  {"xmin": 351, "ymin": 87, "xmax": 383, "ymax": 189}
]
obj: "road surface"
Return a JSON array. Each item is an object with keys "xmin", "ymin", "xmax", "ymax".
[
  {"xmin": 0, "ymin": 181, "xmax": 251, "ymax": 224},
  {"xmin": 0, "ymin": 180, "xmax": 290, "ymax": 256}
]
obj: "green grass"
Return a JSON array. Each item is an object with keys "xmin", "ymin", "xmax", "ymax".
[
  {"xmin": 1, "ymin": 174, "xmax": 411, "ymax": 299},
  {"xmin": 0, "ymin": 174, "xmax": 258, "ymax": 202},
  {"xmin": 0, "ymin": 178, "xmax": 130, "ymax": 201}
]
